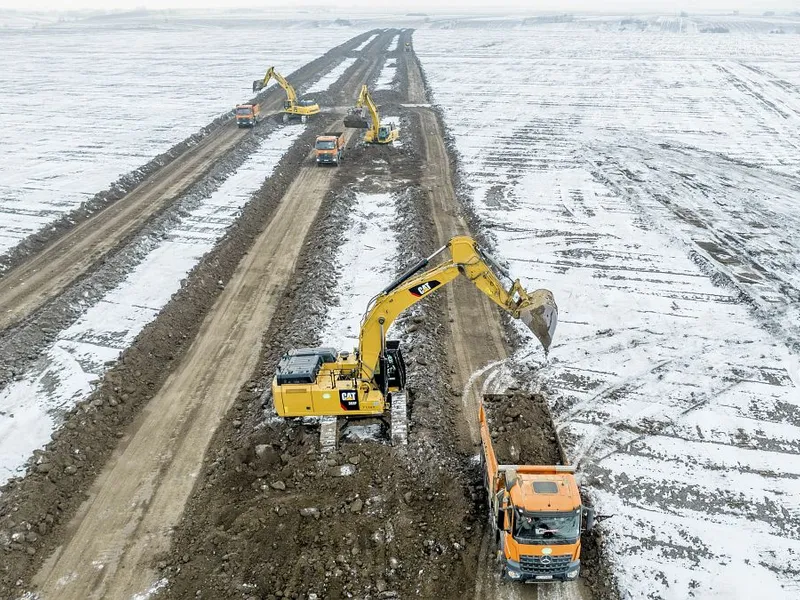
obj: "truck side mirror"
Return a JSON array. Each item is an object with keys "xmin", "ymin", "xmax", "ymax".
[
  {"xmin": 583, "ymin": 507, "xmax": 596, "ymax": 532},
  {"xmin": 502, "ymin": 507, "xmax": 513, "ymax": 533}
]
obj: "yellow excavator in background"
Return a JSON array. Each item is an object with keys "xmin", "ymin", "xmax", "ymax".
[
  {"xmin": 271, "ymin": 236, "xmax": 557, "ymax": 446},
  {"xmin": 252, "ymin": 66, "xmax": 320, "ymax": 123},
  {"xmin": 343, "ymin": 84, "xmax": 399, "ymax": 144}
]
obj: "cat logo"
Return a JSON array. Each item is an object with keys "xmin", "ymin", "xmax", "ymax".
[
  {"xmin": 339, "ymin": 390, "xmax": 359, "ymax": 411},
  {"xmin": 410, "ymin": 279, "xmax": 441, "ymax": 297}
]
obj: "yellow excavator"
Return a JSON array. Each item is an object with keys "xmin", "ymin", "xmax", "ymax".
[
  {"xmin": 252, "ymin": 66, "xmax": 320, "ymax": 123},
  {"xmin": 271, "ymin": 236, "xmax": 557, "ymax": 446},
  {"xmin": 343, "ymin": 84, "xmax": 399, "ymax": 144}
]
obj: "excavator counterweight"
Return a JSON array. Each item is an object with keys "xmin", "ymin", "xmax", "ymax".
[{"xmin": 271, "ymin": 236, "xmax": 557, "ymax": 447}]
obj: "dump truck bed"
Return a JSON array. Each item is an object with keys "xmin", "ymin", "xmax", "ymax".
[{"xmin": 482, "ymin": 392, "xmax": 565, "ymax": 465}]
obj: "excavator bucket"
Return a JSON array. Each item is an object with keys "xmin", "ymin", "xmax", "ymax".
[
  {"xmin": 344, "ymin": 108, "xmax": 369, "ymax": 129},
  {"xmin": 519, "ymin": 289, "xmax": 558, "ymax": 353},
  {"xmin": 252, "ymin": 79, "xmax": 264, "ymax": 93}
]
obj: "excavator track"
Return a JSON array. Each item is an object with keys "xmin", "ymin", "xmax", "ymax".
[{"xmin": 390, "ymin": 391, "xmax": 409, "ymax": 446}]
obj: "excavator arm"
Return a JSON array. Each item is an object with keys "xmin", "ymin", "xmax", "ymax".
[
  {"xmin": 252, "ymin": 66, "xmax": 298, "ymax": 104},
  {"xmin": 356, "ymin": 236, "xmax": 557, "ymax": 382}
]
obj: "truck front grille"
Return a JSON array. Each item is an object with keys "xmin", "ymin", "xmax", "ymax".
[{"xmin": 519, "ymin": 554, "xmax": 571, "ymax": 574}]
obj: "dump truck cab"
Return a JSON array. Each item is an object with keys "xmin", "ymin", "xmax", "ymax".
[
  {"xmin": 315, "ymin": 132, "xmax": 346, "ymax": 165},
  {"xmin": 235, "ymin": 103, "xmax": 259, "ymax": 128},
  {"xmin": 495, "ymin": 468, "xmax": 591, "ymax": 582}
]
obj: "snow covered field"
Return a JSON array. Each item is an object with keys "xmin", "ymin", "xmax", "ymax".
[
  {"xmin": 0, "ymin": 125, "xmax": 303, "ymax": 487},
  {"xmin": 0, "ymin": 23, "xmax": 363, "ymax": 255},
  {"xmin": 417, "ymin": 26, "xmax": 800, "ymax": 599}
]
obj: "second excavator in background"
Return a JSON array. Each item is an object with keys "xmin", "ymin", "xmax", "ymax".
[
  {"xmin": 271, "ymin": 236, "xmax": 557, "ymax": 446},
  {"xmin": 252, "ymin": 66, "xmax": 320, "ymax": 123},
  {"xmin": 344, "ymin": 84, "xmax": 399, "ymax": 144}
]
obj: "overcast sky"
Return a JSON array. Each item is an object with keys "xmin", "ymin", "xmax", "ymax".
[{"xmin": 0, "ymin": 0, "xmax": 794, "ymax": 13}]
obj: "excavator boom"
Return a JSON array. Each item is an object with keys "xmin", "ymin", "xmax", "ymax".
[
  {"xmin": 251, "ymin": 66, "xmax": 319, "ymax": 121},
  {"xmin": 356, "ymin": 236, "xmax": 557, "ymax": 383}
]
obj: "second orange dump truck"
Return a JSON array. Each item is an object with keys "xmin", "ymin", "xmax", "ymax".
[
  {"xmin": 235, "ymin": 103, "xmax": 260, "ymax": 128},
  {"xmin": 479, "ymin": 393, "xmax": 595, "ymax": 583},
  {"xmin": 315, "ymin": 132, "xmax": 346, "ymax": 166}
]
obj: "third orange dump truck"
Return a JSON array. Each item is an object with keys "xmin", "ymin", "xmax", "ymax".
[
  {"xmin": 479, "ymin": 394, "xmax": 595, "ymax": 583},
  {"xmin": 235, "ymin": 103, "xmax": 260, "ymax": 128}
]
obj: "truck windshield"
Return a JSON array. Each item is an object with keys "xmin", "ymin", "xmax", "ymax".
[
  {"xmin": 513, "ymin": 510, "xmax": 580, "ymax": 544},
  {"xmin": 236, "ymin": 108, "xmax": 252, "ymax": 115},
  {"xmin": 316, "ymin": 141, "xmax": 336, "ymax": 150}
]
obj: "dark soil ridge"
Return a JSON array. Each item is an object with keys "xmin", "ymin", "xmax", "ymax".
[
  {"xmin": 0, "ymin": 29, "xmax": 379, "ymax": 281},
  {"xmin": 159, "ymin": 98, "xmax": 482, "ymax": 600},
  {"xmin": 0, "ymin": 105, "xmax": 342, "ymax": 600}
]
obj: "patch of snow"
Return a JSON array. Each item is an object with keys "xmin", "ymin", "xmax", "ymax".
[
  {"xmin": 305, "ymin": 57, "xmax": 358, "ymax": 95},
  {"xmin": 320, "ymin": 193, "xmax": 399, "ymax": 351},
  {"xmin": 387, "ymin": 35, "xmax": 399, "ymax": 52},
  {"xmin": 0, "ymin": 125, "xmax": 302, "ymax": 488},
  {"xmin": 131, "ymin": 578, "xmax": 168, "ymax": 600},
  {"xmin": 342, "ymin": 423, "xmax": 384, "ymax": 443},
  {"xmin": 374, "ymin": 59, "xmax": 397, "ymax": 91},
  {"xmin": 353, "ymin": 33, "xmax": 378, "ymax": 52}
]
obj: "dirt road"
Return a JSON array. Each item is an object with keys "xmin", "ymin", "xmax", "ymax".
[
  {"xmin": 407, "ymin": 52, "xmax": 591, "ymax": 600},
  {"xmin": 30, "ymin": 132, "xmax": 355, "ymax": 599}
]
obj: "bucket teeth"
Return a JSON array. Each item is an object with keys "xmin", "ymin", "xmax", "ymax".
[{"xmin": 390, "ymin": 391, "xmax": 408, "ymax": 446}]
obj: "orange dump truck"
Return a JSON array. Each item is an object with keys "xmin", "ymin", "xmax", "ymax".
[
  {"xmin": 235, "ymin": 103, "xmax": 260, "ymax": 128},
  {"xmin": 315, "ymin": 131, "xmax": 345, "ymax": 166},
  {"xmin": 479, "ymin": 394, "xmax": 595, "ymax": 583}
]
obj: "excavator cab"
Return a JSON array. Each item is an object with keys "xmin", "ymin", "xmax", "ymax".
[{"xmin": 377, "ymin": 124, "xmax": 396, "ymax": 142}]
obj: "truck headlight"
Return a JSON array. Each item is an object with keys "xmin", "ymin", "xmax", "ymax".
[
  {"xmin": 507, "ymin": 569, "xmax": 521, "ymax": 580},
  {"xmin": 566, "ymin": 563, "xmax": 580, "ymax": 579}
]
